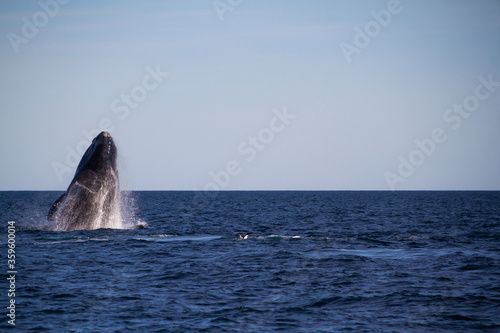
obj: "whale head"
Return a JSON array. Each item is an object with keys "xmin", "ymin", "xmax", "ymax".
[{"xmin": 75, "ymin": 131, "xmax": 118, "ymax": 179}]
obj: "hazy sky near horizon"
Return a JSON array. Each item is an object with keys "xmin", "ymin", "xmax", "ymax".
[{"xmin": 1, "ymin": 0, "xmax": 499, "ymax": 190}]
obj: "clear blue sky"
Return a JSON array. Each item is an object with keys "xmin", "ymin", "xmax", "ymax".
[{"xmin": 1, "ymin": 0, "xmax": 499, "ymax": 190}]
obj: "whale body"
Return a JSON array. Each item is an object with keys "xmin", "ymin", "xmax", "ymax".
[{"xmin": 48, "ymin": 131, "xmax": 122, "ymax": 231}]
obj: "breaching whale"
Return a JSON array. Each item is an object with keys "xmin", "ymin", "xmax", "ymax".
[{"xmin": 48, "ymin": 131, "xmax": 123, "ymax": 231}]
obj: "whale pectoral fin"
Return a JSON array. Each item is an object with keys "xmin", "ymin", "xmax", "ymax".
[{"xmin": 48, "ymin": 193, "xmax": 67, "ymax": 221}]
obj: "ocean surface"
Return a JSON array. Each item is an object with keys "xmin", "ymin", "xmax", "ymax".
[{"xmin": 1, "ymin": 191, "xmax": 499, "ymax": 332}]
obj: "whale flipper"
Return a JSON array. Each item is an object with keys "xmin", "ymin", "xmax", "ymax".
[{"xmin": 48, "ymin": 193, "xmax": 67, "ymax": 221}]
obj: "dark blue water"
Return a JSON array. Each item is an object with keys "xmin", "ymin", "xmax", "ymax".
[{"xmin": 1, "ymin": 191, "xmax": 499, "ymax": 332}]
